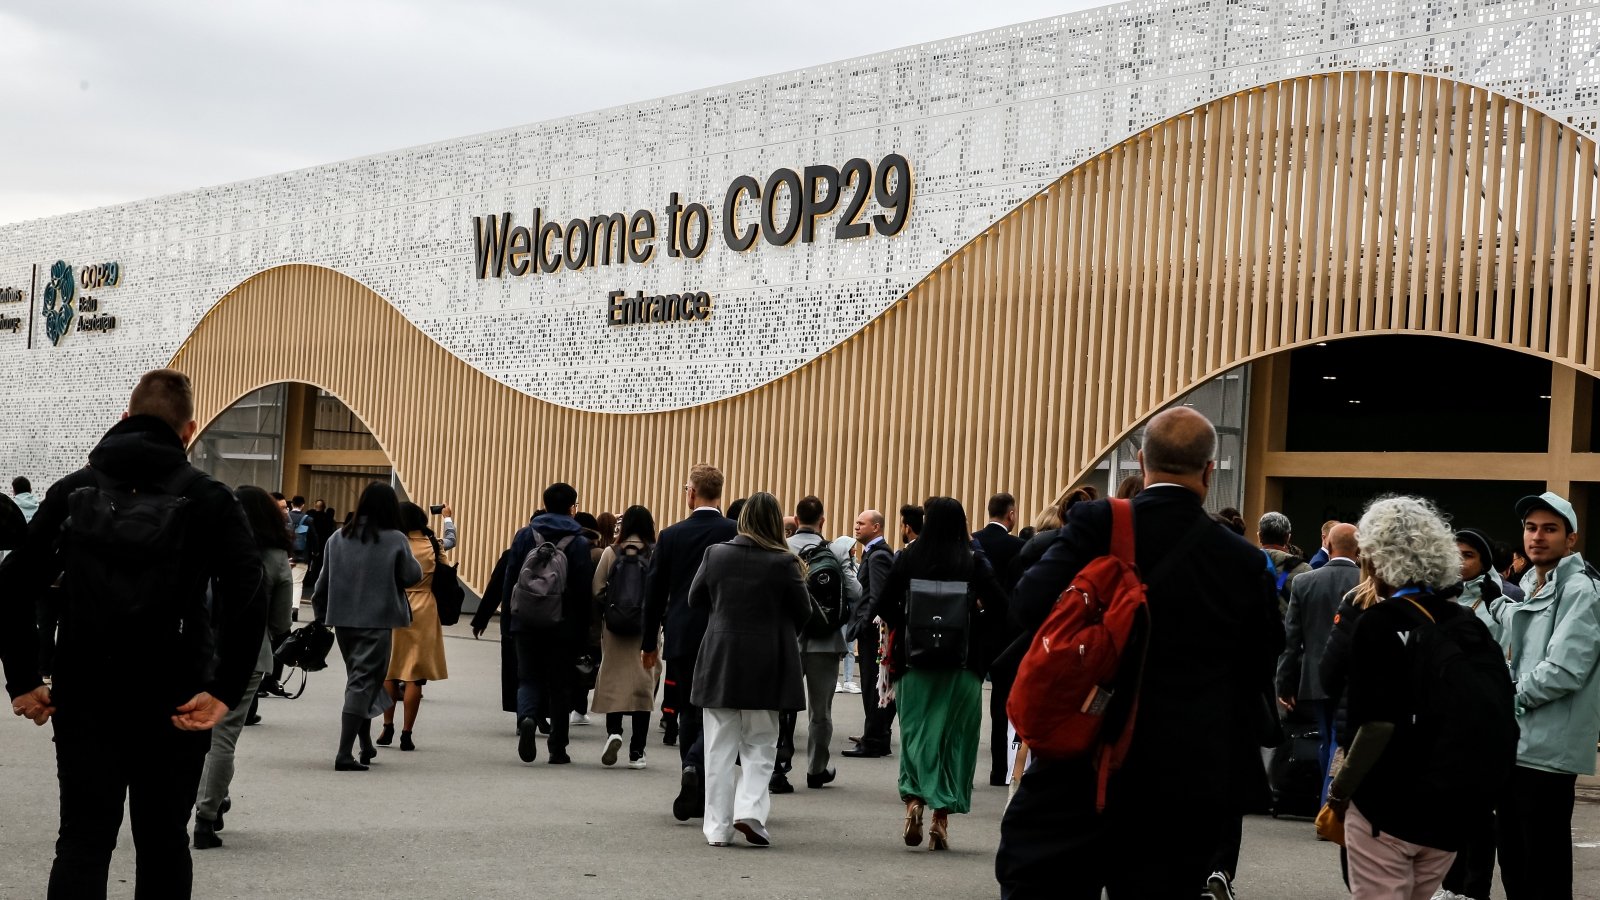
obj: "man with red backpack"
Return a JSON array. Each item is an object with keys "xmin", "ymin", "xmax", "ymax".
[{"xmin": 995, "ymin": 408, "xmax": 1282, "ymax": 899}]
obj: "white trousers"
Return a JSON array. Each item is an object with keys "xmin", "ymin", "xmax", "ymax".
[{"xmin": 702, "ymin": 707, "xmax": 779, "ymax": 844}]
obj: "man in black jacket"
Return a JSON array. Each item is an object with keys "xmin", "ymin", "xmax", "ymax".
[
  {"xmin": 641, "ymin": 463, "xmax": 737, "ymax": 820},
  {"xmin": 500, "ymin": 482, "xmax": 593, "ymax": 765},
  {"xmin": 995, "ymin": 408, "xmax": 1282, "ymax": 899},
  {"xmin": 973, "ymin": 491, "xmax": 1027, "ymax": 785},
  {"xmin": 844, "ymin": 508, "xmax": 896, "ymax": 758},
  {"xmin": 1, "ymin": 368, "xmax": 266, "ymax": 900}
]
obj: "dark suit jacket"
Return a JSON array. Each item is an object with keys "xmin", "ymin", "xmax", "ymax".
[
  {"xmin": 1011, "ymin": 486, "xmax": 1283, "ymax": 810},
  {"xmin": 640, "ymin": 508, "xmax": 738, "ymax": 659},
  {"xmin": 850, "ymin": 536, "xmax": 895, "ymax": 637},
  {"xmin": 974, "ymin": 523, "xmax": 1026, "ymax": 667},
  {"xmin": 1276, "ymin": 557, "xmax": 1360, "ymax": 702},
  {"xmin": 973, "ymin": 523, "xmax": 1025, "ymax": 586},
  {"xmin": 687, "ymin": 536, "xmax": 811, "ymax": 710}
]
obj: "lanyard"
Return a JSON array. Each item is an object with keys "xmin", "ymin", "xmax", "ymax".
[{"xmin": 1391, "ymin": 586, "xmax": 1436, "ymax": 623}]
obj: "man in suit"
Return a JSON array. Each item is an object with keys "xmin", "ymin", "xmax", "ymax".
[
  {"xmin": 1276, "ymin": 522, "xmax": 1360, "ymax": 803},
  {"xmin": 641, "ymin": 463, "xmax": 737, "ymax": 821},
  {"xmin": 974, "ymin": 491, "xmax": 1027, "ymax": 786},
  {"xmin": 995, "ymin": 408, "xmax": 1283, "ymax": 899},
  {"xmin": 1306, "ymin": 519, "xmax": 1340, "ymax": 569},
  {"xmin": 844, "ymin": 508, "xmax": 897, "ymax": 758}
]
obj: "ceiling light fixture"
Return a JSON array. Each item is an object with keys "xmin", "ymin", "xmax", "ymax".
[
  {"xmin": 1540, "ymin": 394, "xmax": 1552, "ymax": 399},
  {"xmin": 1322, "ymin": 376, "xmax": 1337, "ymax": 381},
  {"xmin": 1349, "ymin": 400, "xmax": 1361, "ymax": 405}
]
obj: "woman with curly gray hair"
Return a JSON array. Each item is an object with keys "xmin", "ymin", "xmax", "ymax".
[{"xmin": 1323, "ymin": 496, "xmax": 1515, "ymax": 899}]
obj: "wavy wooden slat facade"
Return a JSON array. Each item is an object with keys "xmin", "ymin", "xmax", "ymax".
[{"xmin": 171, "ymin": 71, "xmax": 1599, "ymax": 592}]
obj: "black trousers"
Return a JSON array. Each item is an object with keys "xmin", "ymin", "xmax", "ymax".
[
  {"xmin": 996, "ymin": 758, "xmax": 1222, "ymax": 899},
  {"xmin": 988, "ymin": 663, "xmax": 1016, "ymax": 781},
  {"xmin": 605, "ymin": 712, "xmax": 651, "ymax": 757},
  {"xmin": 858, "ymin": 627, "xmax": 895, "ymax": 751},
  {"xmin": 776, "ymin": 710, "xmax": 798, "ymax": 773},
  {"xmin": 49, "ymin": 711, "xmax": 211, "ymax": 900},
  {"xmin": 1441, "ymin": 805, "xmax": 1496, "ymax": 899},
  {"xmin": 513, "ymin": 631, "xmax": 571, "ymax": 754},
  {"xmin": 1497, "ymin": 764, "xmax": 1577, "ymax": 899},
  {"xmin": 665, "ymin": 656, "xmax": 704, "ymax": 770}
]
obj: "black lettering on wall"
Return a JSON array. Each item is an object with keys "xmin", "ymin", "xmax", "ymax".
[
  {"xmin": 801, "ymin": 165, "xmax": 840, "ymax": 243},
  {"xmin": 563, "ymin": 218, "xmax": 589, "ymax": 272},
  {"xmin": 664, "ymin": 193, "xmax": 684, "ymax": 258},
  {"xmin": 681, "ymin": 203, "xmax": 710, "ymax": 259},
  {"xmin": 537, "ymin": 211, "xmax": 563, "ymax": 274},
  {"xmin": 873, "ymin": 153, "xmax": 913, "ymax": 236},
  {"xmin": 834, "ymin": 158, "xmax": 872, "ymax": 239},
  {"xmin": 591, "ymin": 212, "xmax": 628, "ymax": 266},
  {"xmin": 628, "ymin": 211, "xmax": 657, "ymax": 264},
  {"xmin": 473, "ymin": 213, "xmax": 512, "ymax": 278},
  {"xmin": 722, "ymin": 176, "xmax": 760, "ymax": 251},
  {"xmin": 507, "ymin": 225, "xmax": 532, "ymax": 276},
  {"xmin": 761, "ymin": 168, "xmax": 802, "ymax": 246}
]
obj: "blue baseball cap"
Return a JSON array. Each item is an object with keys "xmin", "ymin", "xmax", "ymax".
[{"xmin": 1515, "ymin": 491, "xmax": 1579, "ymax": 533}]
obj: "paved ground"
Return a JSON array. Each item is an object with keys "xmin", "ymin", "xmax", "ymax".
[{"xmin": 0, "ymin": 621, "xmax": 1596, "ymax": 899}]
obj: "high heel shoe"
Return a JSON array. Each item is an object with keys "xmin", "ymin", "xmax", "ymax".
[
  {"xmin": 376, "ymin": 723, "xmax": 395, "ymax": 746},
  {"xmin": 928, "ymin": 812, "xmax": 949, "ymax": 851},
  {"xmin": 399, "ymin": 731, "xmax": 415, "ymax": 751},
  {"xmin": 903, "ymin": 799, "xmax": 925, "ymax": 847}
]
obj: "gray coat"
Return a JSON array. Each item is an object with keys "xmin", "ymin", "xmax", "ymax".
[
  {"xmin": 688, "ymin": 535, "xmax": 811, "ymax": 711},
  {"xmin": 1276, "ymin": 557, "xmax": 1360, "ymax": 702},
  {"xmin": 787, "ymin": 529, "xmax": 857, "ymax": 654},
  {"xmin": 312, "ymin": 528, "xmax": 422, "ymax": 630}
]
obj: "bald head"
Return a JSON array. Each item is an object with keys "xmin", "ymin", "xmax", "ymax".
[
  {"xmin": 1141, "ymin": 407, "xmax": 1218, "ymax": 478},
  {"xmin": 854, "ymin": 509, "xmax": 885, "ymax": 543},
  {"xmin": 1328, "ymin": 523, "xmax": 1360, "ymax": 560}
]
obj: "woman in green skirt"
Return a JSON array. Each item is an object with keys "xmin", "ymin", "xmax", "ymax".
[{"xmin": 876, "ymin": 496, "xmax": 1009, "ymax": 850}]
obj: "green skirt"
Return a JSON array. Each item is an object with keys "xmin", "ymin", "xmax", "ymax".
[{"xmin": 896, "ymin": 668, "xmax": 983, "ymax": 814}]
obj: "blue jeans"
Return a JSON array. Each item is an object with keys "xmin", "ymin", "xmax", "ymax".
[{"xmin": 1303, "ymin": 698, "xmax": 1337, "ymax": 804}]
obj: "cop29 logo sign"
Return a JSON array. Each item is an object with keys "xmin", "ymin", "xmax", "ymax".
[{"xmin": 42, "ymin": 259, "xmax": 121, "ymax": 347}]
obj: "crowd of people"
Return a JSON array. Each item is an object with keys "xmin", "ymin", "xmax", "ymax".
[{"xmin": 1, "ymin": 369, "xmax": 1597, "ymax": 900}]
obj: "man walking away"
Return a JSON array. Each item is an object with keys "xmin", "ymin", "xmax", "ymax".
[
  {"xmin": 502, "ymin": 482, "xmax": 593, "ymax": 766},
  {"xmin": 1259, "ymin": 511, "xmax": 1311, "ymax": 611},
  {"xmin": 641, "ymin": 464, "xmax": 737, "ymax": 820},
  {"xmin": 778, "ymin": 496, "xmax": 855, "ymax": 791},
  {"xmin": 1307, "ymin": 519, "xmax": 1339, "ymax": 569},
  {"xmin": 996, "ymin": 408, "xmax": 1282, "ymax": 899},
  {"xmin": 1474, "ymin": 492, "xmax": 1600, "ymax": 899},
  {"xmin": 973, "ymin": 491, "xmax": 1026, "ymax": 787},
  {"xmin": 1277, "ymin": 522, "xmax": 1360, "ymax": 803},
  {"xmin": 2, "ymin": 368, "xmax": 267, "ymax": 900},
  {"xmin": 844, "ymin": 507, "xmax": 897, "ymax": 759}
]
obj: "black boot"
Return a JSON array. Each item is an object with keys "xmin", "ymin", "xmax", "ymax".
[
  {"xmin": 193, "ymin": 817, "xmax": 223, "ymax": 850},
  {"xmin": 358, "ymin": 717, "xmax": 377, "ymax": 765},
  {"xmin": 336, "ymin": 712, "xmax": 368, "ymax": 770}
]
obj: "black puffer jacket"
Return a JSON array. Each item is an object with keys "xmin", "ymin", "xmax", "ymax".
[{"xmin": 0, "ymin": 416, "xmax": 266, "ymax": 711}]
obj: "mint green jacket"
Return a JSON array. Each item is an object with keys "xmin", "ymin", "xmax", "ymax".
[{"xmin": 1477, "ymin": 552, "xmax": 1600, "ymax": 775}]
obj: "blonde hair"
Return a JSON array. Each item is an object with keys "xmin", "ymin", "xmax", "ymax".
[
  {"xmin": 738, "ymin": 492, "xmax": 793, "ymax": 556},
  {"xmin": 1032, "ymin": 506, "xmax": 1064, "ymax": 531}
]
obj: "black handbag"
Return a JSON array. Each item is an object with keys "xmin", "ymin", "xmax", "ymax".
[
  {"xmin": 429, "ymin": 535, "xmax": 465, "ymax": 627},
  {"xmin": 274, "ymin": 621, "xmax": 335, "ymax": 672},
  {"xmin": 904, "ymin": 578, "xmax": 971, "ymax": 669}
]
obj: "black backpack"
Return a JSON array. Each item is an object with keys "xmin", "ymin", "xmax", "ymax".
[
  {"xmin": 796, "ymin": 539, "xmax": 846, "ymax": 640},
  {"xmin": 904, "ymin": 578, "xmax": 971, "ymax": 669},
  {"xmin": 601, "ymin": 544, "xmax": 651, "ymax": 636},
  {"xmin": 1402, "ymin": 599, "xmax": 1519, "ymax": 800},
  {"xmin": 428, "ymin": 534, "xmax": 466, "ymax": 627},
  {"xmin": 60, "ymin": 467, "xmax": 205, "ymax": 639}
]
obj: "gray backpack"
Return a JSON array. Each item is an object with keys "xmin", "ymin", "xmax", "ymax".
[{"xmin": 508, "ymin": 530, "xmax": 575, "ymax": 627}]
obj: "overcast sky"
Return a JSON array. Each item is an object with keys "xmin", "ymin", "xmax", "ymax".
[{"xmin": 0, "ymin": 0, "xmax": 1109, "ymax": 226}]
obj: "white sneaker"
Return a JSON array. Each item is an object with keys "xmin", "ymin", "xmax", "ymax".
[
  {"xmin": 628, "ymin": 753, "xmax": 648, "ymax": 770},
  {"xmin": 844, "ymin": 682, "xmax": 862, "ymax": 694},
  {"xmin": 601, "ymin": 734, "xmax": 623, "ymax": 767},
  {"xmin": 570, "ymin": 712, "xmax": 591, "ymax": 726},
  {"xmin": 834, "ymin": 682, "xmax": 846, "ymax": 693}
]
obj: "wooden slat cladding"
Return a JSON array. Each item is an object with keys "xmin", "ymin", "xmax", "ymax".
[{"xmin": 171, "ymin": 72, "xmax": 1599, "ymax": 592}]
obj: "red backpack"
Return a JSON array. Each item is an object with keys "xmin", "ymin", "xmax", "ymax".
[{"xmin": 1007, "ymin": 498, "xmax": 1151, "ymax": 810}]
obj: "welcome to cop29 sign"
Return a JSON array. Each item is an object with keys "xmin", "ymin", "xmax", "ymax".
[{"xmin": 471, "ymin": 154, "xmax": 912, "ymax": 327}]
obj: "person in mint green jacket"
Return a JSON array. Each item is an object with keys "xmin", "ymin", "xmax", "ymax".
[{"xmin": 1474, "ymin": 492, "xmax": 1600, "ymax": 900}]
